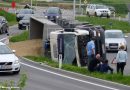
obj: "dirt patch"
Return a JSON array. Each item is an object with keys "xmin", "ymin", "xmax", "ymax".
[{"xmin": 8, "ymin": 39, "xmax": 42, "ymax": 56}]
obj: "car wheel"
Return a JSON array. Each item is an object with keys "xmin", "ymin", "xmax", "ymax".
[
  {"xmin": 125, "ymin": 46, "xmax": 127, "ymax": 51},
  {"xmin": 94, "ymin": 12, "xmax": 97, "ymax": 17},
  {"xmin": 18, "ymin": 24, "xmax": 22, "ymax": 30},
  {"xmin": 0, "ymin": 28, "xmax": 4, "ymax": 34},
  {"xmin": 13, "ymin": 69, "xmax": 20, "ymax": 74},
  {"xmin": 107, "ymin": 15, "xmax": 110, "ymax": 18},
  {"xmin": 87, "ymin": 12, "xmax": 90, "ymax": 17}
]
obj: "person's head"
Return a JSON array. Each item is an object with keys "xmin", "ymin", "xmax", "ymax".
[
  {"xmin": 119, "ymin": 45, "xmax": 124, "ymax": 50},
  {"xmin": 96, "ymin": 54, "xmax": 100, "ymax": 60}
]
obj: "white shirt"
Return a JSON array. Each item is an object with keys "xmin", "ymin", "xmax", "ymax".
[{"xmin": 116, "ymin": 50, "xmax": 127, "ymax": 63}]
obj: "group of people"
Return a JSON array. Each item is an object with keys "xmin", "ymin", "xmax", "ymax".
[{"xmin": 86, "ymin": 37, "xmax": 128, "ymax": 75}]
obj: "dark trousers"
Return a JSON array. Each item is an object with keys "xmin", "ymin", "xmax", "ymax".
[{"xmin": 117, "ymin": 62, "xmax": 126, "ymax": 75}]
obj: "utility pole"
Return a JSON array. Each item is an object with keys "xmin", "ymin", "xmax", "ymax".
[{"xmin": 73, "ymin": 0, "xmax": 76, "ymax": 20}]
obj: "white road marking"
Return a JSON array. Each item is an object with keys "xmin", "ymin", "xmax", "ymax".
[{"xmin": 21, "ymin": 62, "xmax": 119, "ymax": 90}]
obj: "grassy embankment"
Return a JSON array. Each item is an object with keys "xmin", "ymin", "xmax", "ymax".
[
  {"xmin": 0, "ymin": 10, "xmax": 17, "ymax": 26},
  {"xmin": 76, "ymin": 16, "xmax": 130, "ymax": 33}
]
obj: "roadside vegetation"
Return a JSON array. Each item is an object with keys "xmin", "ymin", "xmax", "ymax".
[
  {"xmin": 76, "ymin": 16, "xmax": 130, "ymax": 33},
  {"xmin": 10, "ymin": 31, "xmax": 29, "ymax": 42},
  {"xmin": 0, "ymin": 74, "xmax": 27, "ymax": 90},
  {"xmin": 0, "ymin": 10, "xmax": 17, "ymax": 26},
  {"xmin": 25, "ymin": 56, "xmax": 130, "ymax": 86}
]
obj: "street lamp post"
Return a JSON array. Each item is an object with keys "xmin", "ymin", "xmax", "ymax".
[
  {"xmin": 73, "ymin": 0, "xmax": 76, "ymax": 20},
  {"xmin": 31, "ymin": 0, "xmax": 32, "ymax": 7}
]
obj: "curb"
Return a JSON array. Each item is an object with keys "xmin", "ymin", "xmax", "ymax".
[{"xmin": 20, "ymin": 56, "xmax": 130, "ymax": 88}]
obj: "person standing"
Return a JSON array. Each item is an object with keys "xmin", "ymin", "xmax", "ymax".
[
  {"xmin": 116, "ymin": 45, "xmax": 127, "ymax": 75},
  {"xmin": 86, "ymin": 37, "xmax": 95, "ymax": 65}
]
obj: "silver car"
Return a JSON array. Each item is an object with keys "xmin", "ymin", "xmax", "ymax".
[
  {"xmin": 105, "ymin": 30, "xmax": 127, "ymax": 51},
  {"xmin": 0, "ymin": 16, "xmax": 8, "ymax": 34},
  {"xmin": 18, "ymin": 15, "xmax": 32, "ymax": 30}
]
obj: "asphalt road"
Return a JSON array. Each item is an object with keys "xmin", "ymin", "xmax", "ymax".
[{"xmin": 0, "ymin": 58, "xmax": 130, "ymax": 90}]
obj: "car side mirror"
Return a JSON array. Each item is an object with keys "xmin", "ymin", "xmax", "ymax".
[{"xmin": 12, "ymin": 50, "xmax": 16, "ymax": 53}]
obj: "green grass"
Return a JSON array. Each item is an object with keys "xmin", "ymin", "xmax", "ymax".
[
  {"xmin": 76, "ymin": 16, "xmax": 130, "ymax": 33},
  {"xmin": 0, "ymin": 10, "xmax": 16, "ymax": 22},
  {"xmin": 0, "ymin": 10, "xmax": 17, "ymax": 25},
  {"xmin": 10, "ymin": 31, "xmax": 29, "ymax": 42},
  {"xmin": 25, "ymin": 56, "xmax": 130, "ymax": 86}
]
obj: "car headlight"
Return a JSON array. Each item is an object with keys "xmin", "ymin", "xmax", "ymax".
[
  {"xmin": 119, "ymin": 42, "xmax": 126, "ymax": 46},
  {"xmin": 105, "ymin": 42, "xmax": 109, "ymax": 46},
  {"xmin": 45, "ymin": 16, "xmax": 48, "ymax": 18},
  {"xmin": 56, "ymin": 16, "xmax": 59, "ymax": 18},
  {"xmin": 14, "ymin": 60, "xmax": 20, "ymax": 64}
]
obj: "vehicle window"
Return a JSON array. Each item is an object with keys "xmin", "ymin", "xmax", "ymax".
[
  {"xmin": 105, "ymin": 32, "xmax": 124, "ymax": 38},
  {"xmin": 22, "ymin": 16, "xmax": 31, "ymax": 20},
  {"xmin": 0, "ymin": 45, "xmax": 13, "ymax": 54},
  {"xmin": 19, "ymin": 9, "xmax": 33, "ymax": 14},
  {"xmin": 96, "ymin": 5, "xmax": 108, "ymax": 9},
  {"xmin": 0, "ymin": 18, "xmax": 2, "ymax": 23},
  {"xmin": 47, "ymin": 8, "xmax": 59, "ymax": 14}
]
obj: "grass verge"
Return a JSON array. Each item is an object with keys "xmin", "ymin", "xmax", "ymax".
[
  {"xmin": 10, "ymin": 31, "xmax": 29, "ymax": 42},
  {"xmin": 25, "ymin": 56, "xmax": 130, "ymax": 86},
  {"xmin": 0, "ymin": 10, "xmax": 17, "ymax": 26},
  {"xmin": 76, "ymin": 16, "xmax": 130, "ymax": 33}
]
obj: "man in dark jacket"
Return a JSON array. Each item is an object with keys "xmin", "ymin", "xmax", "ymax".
[
  {"xmin": 99, "ymin": 60, "xmax": 113, "ymax": 74},
  {"xmin": 88, "ymin": 54, "xmax": 102, "ymax": 72}
]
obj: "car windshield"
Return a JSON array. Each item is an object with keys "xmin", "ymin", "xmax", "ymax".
[
  {"xmin": 105, "ymin": 32, "xmax": 124, "ymax": 38},
  {"xmin": 96, "ymin": 5, "xmax": 108, "ymax": 9},
  {"xmin": 19, "ymin": 9, "xmax": 33, "ymax": 14},
  {"xmin": 22, "ymin": 16, "xmax": 31, "ymax": 20},
  {"xmin": 47, "ymin": 8, "xmax": 59, "ymax": 14},
  {"xmin": 0, "ymin": 18, "xmax": 2, "ymax": 23},
  {"xmin": 0, "ymin": 45, "xmax": 13, "ymax": 54}
]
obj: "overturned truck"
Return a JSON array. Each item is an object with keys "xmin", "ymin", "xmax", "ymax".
[{"xmin": 29, "ymin": 17, "xmax": 106, "ymax": 67}]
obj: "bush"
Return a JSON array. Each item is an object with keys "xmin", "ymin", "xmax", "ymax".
[{"xmin": 0, "ymin": 10, "xmax": 16, "ymax": 22}]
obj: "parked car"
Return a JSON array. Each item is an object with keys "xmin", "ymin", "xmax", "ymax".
[
  {"xmin": 86, "ymin": 4, "xmax": 111, "ymax": 18},
  {"xmin": 16, "ymin": 9, "xmax": 34, "ymax": 22},
  {"xmin": 44, "ymin": 7, "xmax": 62, "ymax": 22},
  {"xmin": 18, "ymin": 14, "xmax": 32, "ymax": 30},
  {"xmin": 0, "ymin": 42, "xmax": 20, "ymax": 74},
  {"xmin": 0, "ymin": 16, "xmax": 8, "ymax": 34},
  {"xmin": 105, "ymin": 30, "xmax": 127, "ymax": 51}
]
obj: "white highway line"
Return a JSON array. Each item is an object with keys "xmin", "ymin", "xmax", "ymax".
[{"xmin": 21, "ymin": 62, "xmax": 119, "ymax": 90}]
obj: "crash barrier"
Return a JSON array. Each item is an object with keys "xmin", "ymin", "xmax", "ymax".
[{"xmin": 49, "ymin": 18, "xmax": 106, "ymax": 67}]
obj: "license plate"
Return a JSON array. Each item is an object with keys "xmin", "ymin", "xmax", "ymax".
[
  {"xmin": 0, "ymin": 65, "xmax": 11, "ymax": 69},
  {"xmin": 110, "ymin": 46, "xmax": 118, "ymax": 48}
]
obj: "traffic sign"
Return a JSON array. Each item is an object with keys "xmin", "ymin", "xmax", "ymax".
[{"xmin": 84, "ymin": 0, "xmax": 88, "ymax": 4}]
